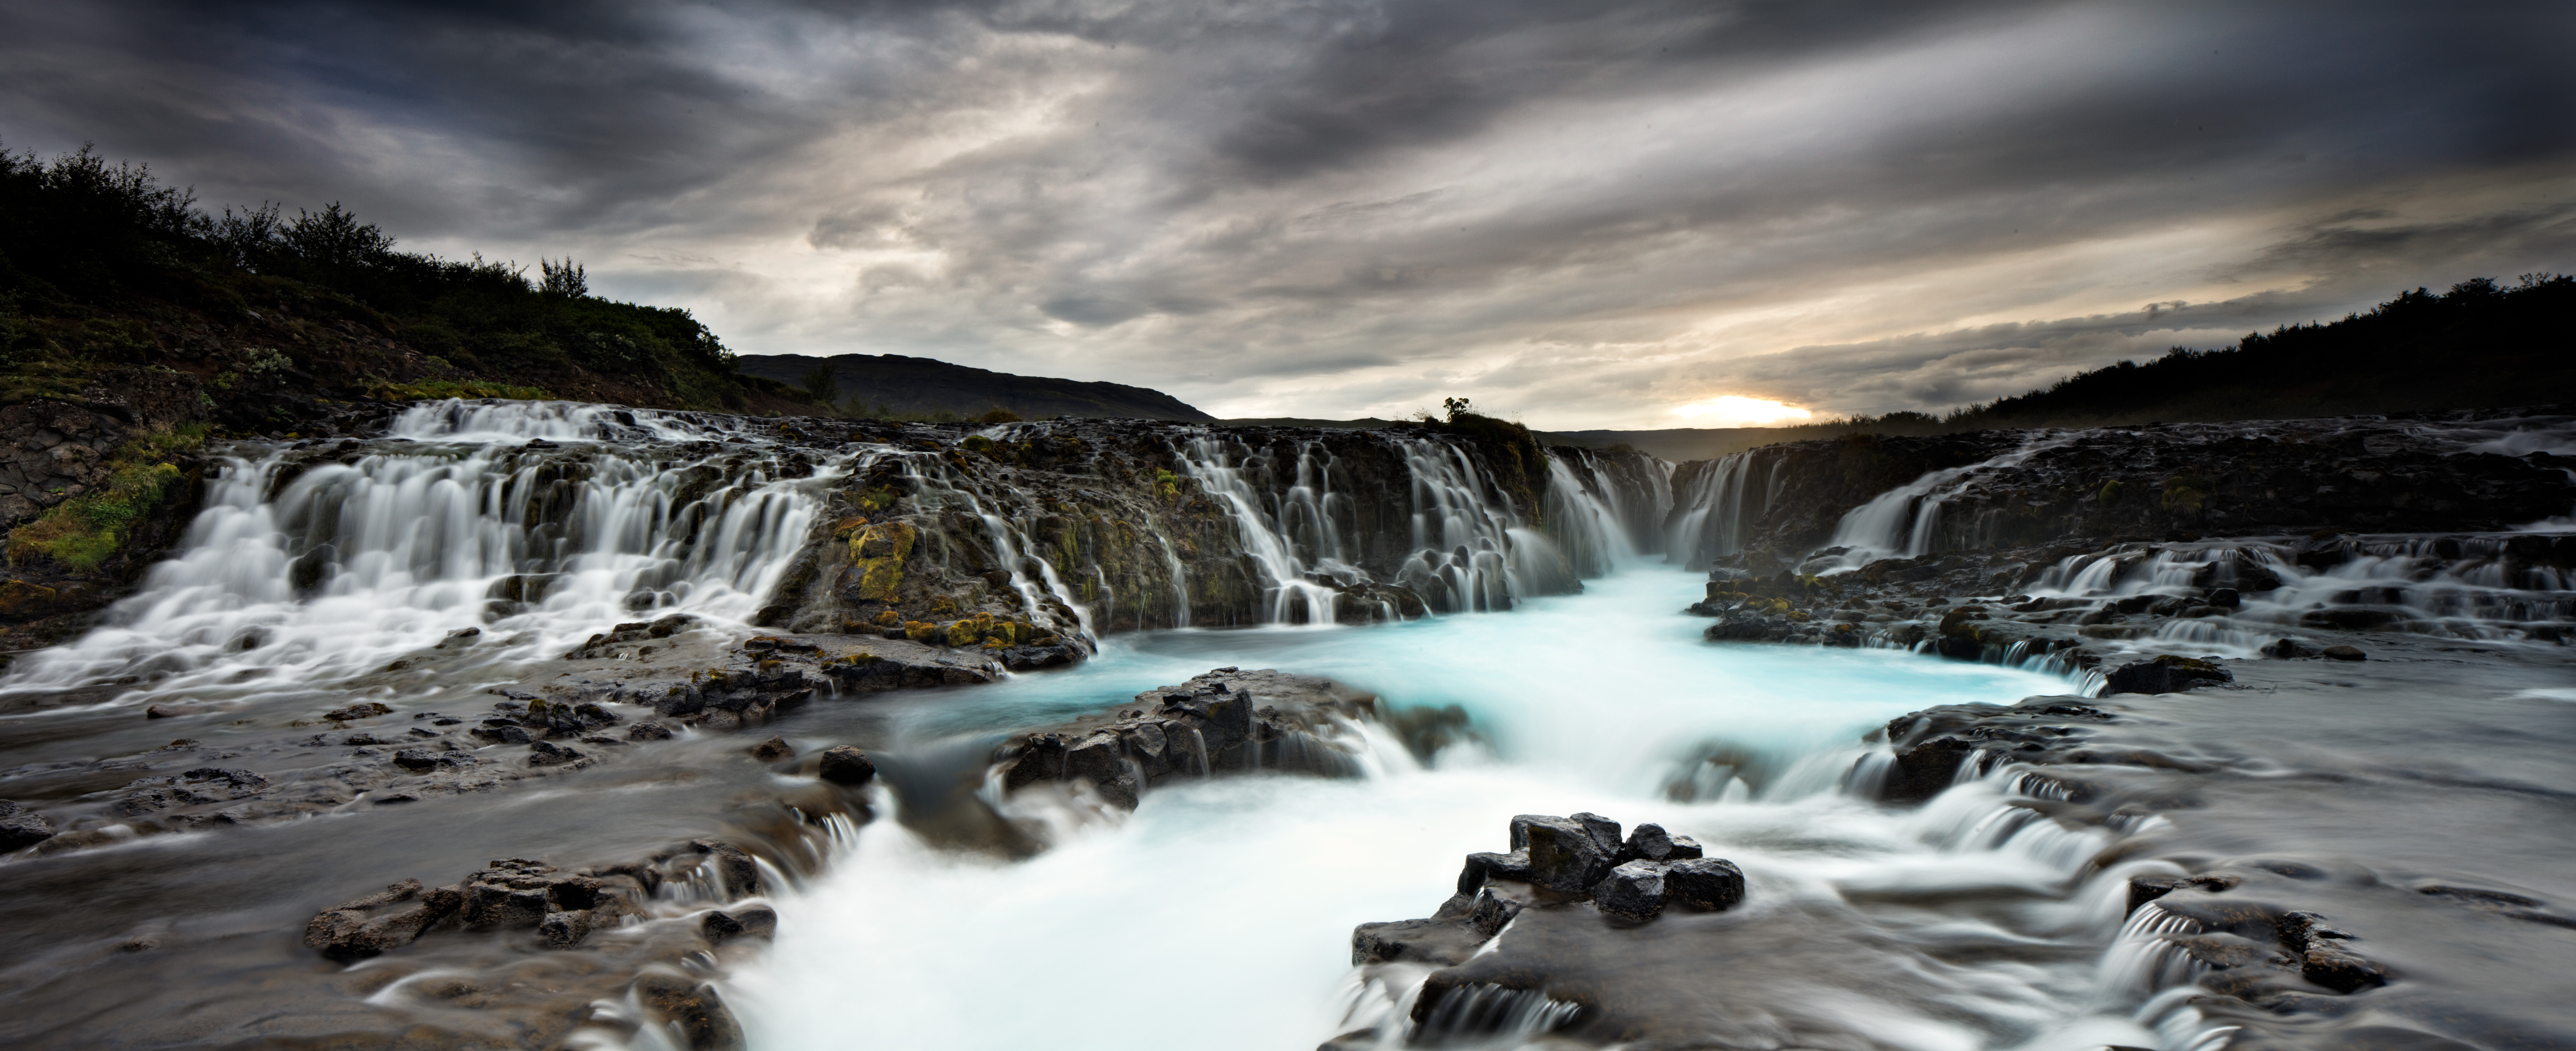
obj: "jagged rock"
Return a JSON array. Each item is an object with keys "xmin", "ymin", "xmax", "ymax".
[
  {"xmin": 0, "ymin": 800, "xmax": 58, "ymax": 850},
  {"xmin": 303, "ymin": 879, "xmax": 462, "ymax": 961},
  {"xmin": 2104, "ymin": 654, "xmax": 2233, "ymax": 695},
  {"xmin": 1665, "ymin": 857, "xmax": 1747, "ymax": 912},
  {"xmin": 1513, "ymin": 813, "xmax": 1621, "ymax": 895},
  {"xmin": 748, "ymin": 735, "xmax": 794, "ymax": 761},
  {"xmin": 817, "ymin": 745, "xmax": 877, "ymax": 785},
  {"xmin": 994, "ymin": 669, "xmax": 1374, "ymax": 809},
  {"xmin": 536, "ymin": 909, "xmax": 593, "ymax": 949},
  {"xmin": 1592, "ymin": 860, "xmax": 1667, "ymax": 921}
]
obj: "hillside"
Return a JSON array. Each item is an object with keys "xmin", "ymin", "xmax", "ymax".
[
  {"xmin": 1557, "ymin": 275, "xmax": 2576, "ymax": 459},
  {"xmin": 737, "ymin": 353, "xmax": 1214, "ymax": 422},
  {"xmin": 0, "ymin": 143, "xmax": 809, "ymax": 427}
]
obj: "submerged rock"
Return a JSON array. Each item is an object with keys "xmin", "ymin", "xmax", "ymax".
[
  {"xmin": 2104, "ymin": 654, "xmax": 2233, "ymax": 695},
  {"xmin": 303, "ymin": 879, "xmax": 459, "ymax": 961}
]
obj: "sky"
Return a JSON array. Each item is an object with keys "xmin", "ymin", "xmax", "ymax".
[{"xmin": 3, "ymin": 1, "xmax": 2572, "ymax": 429}]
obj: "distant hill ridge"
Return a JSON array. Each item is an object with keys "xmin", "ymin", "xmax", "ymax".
[{"xmin": 736, "ymin": 353, "xmax": 1215, "ymax": 422}]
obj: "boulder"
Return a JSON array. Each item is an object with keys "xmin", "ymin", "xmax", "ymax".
[
  {"xmin": 2322, "ymin": 645, "xmax": 2368, "ymax": 661},
  {"xmin": 703, "ymin": 905, "xmax": 778, "ymax": 946},
  {"xmin": 628, "ymin": 720, "xmax": 674, "ymax": 741},
  {"xmin": 1512, "ymin": 814, "xmax": 1620, "ymax": 895},
  {"xmin": 1592, "ymin": 860, "xmax": 1667, "ymax": 922},
  {"xmin": 1664, "ymin": 857, "xmax": 1747, "ymax": 912},
  {"xmin": 1621, "ymin": 823, "xmax": 1703, "ymax": 862},
  {"xmin": 2104, "ymin": 654, "xmax": 2233, "ymax": 695},
  {"xmin": 817, "ymin": 746, "xmax": 877, "ymax": 785},
  {"xmin": 0, "ymin": 800, "xmax": 58, "ymax": 851},
  {"xmin": 748, "ymin": 736, "xmax": 795, "ymax": 761}
]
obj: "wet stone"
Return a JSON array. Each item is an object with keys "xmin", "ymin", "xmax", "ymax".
[
  {"xmin": 817, "ymin": 745, "xmax": 877, "ymax": 785},
  {"xmin": 1664, "ymin": 857, "xmax": 1747, "ymax": 912},
  {"xmin": 1592, "ymin": 860, "xmax": 1668, "ymax": 922}
]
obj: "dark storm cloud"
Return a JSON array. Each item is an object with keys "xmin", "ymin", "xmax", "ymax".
[{"xmin": 2, "ymin": 0, "xmax": 2571, "ymax": 426}]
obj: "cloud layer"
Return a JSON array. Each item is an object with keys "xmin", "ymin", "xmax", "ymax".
[{"xmin": 4, "ymin": 0, "xmax": 2572, "ymax": 427}]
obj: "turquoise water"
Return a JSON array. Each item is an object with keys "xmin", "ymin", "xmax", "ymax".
[{"xmin": 722, "ymin": 569, "xmax": 2180, "ymax": 1051}]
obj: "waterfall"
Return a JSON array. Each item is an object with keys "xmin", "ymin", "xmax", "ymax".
[
  {"xmin": 1170, "ymin": 434, "xmax": 1360, "ymax": 625},
  {"xmin": 1816, "ymin": 435, "xmax": 2070, "ymax": 571},
  {"xmin": 0, "ymin": 400, "xmax": 837, "ymax": 702},
  {"xmin": 1663, "ymin": 452, "xmax": 1761, "ymax": 570},
  {"xmin": 0, "ymin": 404, "xmax": 1689, "ymax": 703},
  {"xmin": 1544, "ymin": 448, "xmax": 1674, "ymax": 577}
]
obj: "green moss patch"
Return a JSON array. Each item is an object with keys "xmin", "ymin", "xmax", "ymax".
[{"xmin": 6, "ymin": 422, "xmax": 205, "ymax": 571}]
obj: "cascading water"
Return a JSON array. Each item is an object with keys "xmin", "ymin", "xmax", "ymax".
[
  {"xmin": 721, "ymin": 567, "xmax": 2209, "ymax": 1051},
  {"xmin": 1814, "ymin": 434, "xmax": 2070, "ymax": 571},
  {"xmin": 1661, "ymin": 451, "xmax": 1762, "ymax": 570},
  {"xmin": 0, "ymin": 400, "xmax": 837, "ymax": 704}
]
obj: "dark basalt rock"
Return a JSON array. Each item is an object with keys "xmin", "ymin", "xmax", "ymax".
[
  {"xmin": 2104, "ymin": 654, "xmax": 2234, "ymax": 695},
  {"xmin": 992, "ymin": 668, "xmax": 1376, "ymax": 810},
  {"xmin": 1591, "ymin": 860, "xmax": 1667, "ymax": 922},
  {"xmin": 1883, "ymin": 736, "xmax": 1975, "ymax": 804},
  {"xmin": 817, "ymin": 745, "xmax": 877, "ymax": 785},
  {"xmin": 1664, "ymin": 857, "xmax": 1747, "ymax": 912},
  {"xmin": 0, "ymin": 800, "xmax": 58, "ymax": 850},
  {"xmin": 1618, "ymin": 823, "xmax": 1704, "ymax": 863},
  {"xmin": 1369, "ymin": 811, "xmax": 1747, "ymax": 971},
  {"xmin": 1513, "ymin": 813, "xmax": 1622, "ymax": 895}
]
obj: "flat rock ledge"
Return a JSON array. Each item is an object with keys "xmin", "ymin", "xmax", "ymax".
[{"xmin": 992, "ymin": 668, "xmax": 1377, "ymax": 809}]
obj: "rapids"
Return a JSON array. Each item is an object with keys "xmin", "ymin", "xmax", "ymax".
[
  {"xmin": 6, "ymin": 399, "xmax": 2566, "ymax": 1050},
  {"xmin": 719, "ymin": 570, "xmax": 2196, "ymax": 1051}
]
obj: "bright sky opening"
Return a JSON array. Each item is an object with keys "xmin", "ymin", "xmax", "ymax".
[{"xmin": 1670, "ymin": 396, "xmax": 1815, "ymax": 427}]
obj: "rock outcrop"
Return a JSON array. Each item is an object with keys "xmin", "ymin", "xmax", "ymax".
[{"xmin": 991, "ymin": 668, "xmax": 1378, "ymax": 810}]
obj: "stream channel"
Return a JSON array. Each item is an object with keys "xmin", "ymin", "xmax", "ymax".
[
  {"xmin": 719, "ymin": 568, "xmax": 2185, "ymax": 1051},
  {"xmin": 21, "ymin": 402, "xmax": 2559, "ymax": 1050}
]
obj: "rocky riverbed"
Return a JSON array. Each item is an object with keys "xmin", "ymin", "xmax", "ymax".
[{"xmin": 0, "ymin": 398, "xmax": 2570, "ymax": 1050}]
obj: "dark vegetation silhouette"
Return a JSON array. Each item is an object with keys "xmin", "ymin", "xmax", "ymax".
[
  {"xmin": 1559, "ymin": 275, "xmax": 2576, "ymax": 460},
  {"xmin": 733, "ymin": 352, "xmax": 1215, "ymax": 423},
  {"xmin": 0, "ymin": 141, "xmax": 802, "ymax": 418}
]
